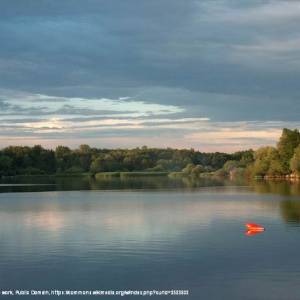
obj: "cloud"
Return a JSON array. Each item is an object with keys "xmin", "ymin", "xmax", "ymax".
[
  {"xmin": 0, "ymin": 1, "xmax": 300, "ymax": 150},
  {"xmin": 214, "ymin": 1, "xmax": 300, "ymax": 24},
  {"xmin": 0, "ymin": 0, "xmax": 299, "ymax": 93},
  {"xmin": 0, "ymin": 90, "xmax": 184, "ymax": 117},
  {"xmin": 0, "ymin": 89, "xmax": 298, "ymax": 152},
  {"xmin": 0, "ymin": 89, "xmax": 299, "ymax": 152}
]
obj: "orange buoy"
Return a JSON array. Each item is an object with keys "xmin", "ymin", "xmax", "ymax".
[{"xmin": 245, "ymin": 223, "xmax": 265, "ymax": 231}]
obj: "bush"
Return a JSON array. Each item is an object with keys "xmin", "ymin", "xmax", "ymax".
[
  {"xmin": 223, "ymin": 160, "xmax": 240, "ymax": 173},
  {"xmin": 65, "ymin": 166, "xmax": 85, "ymax": 174},
  {"xmin": 182, "ymin": 163, "xmax": 195, "ymax": 174},
  {"xmin": 213, "ymin": 168, "xmax": 227, "ymax": 177},
  {"xmin": 182, "ymin": 163, "xmax": 205, "ymax": 177},
  {"xmin": 191, "ymin": 165, "xmax": 205, "ymax": 176},
  {"xmin": 20, "ymin": 167, "xmax": 45, "ymax": 175}
]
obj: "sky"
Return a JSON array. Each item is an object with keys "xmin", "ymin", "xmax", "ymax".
[{"xmin": 0, "ymin": 0, "xmax": 300, "ymax": 152}]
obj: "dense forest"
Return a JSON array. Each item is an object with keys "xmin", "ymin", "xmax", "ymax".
[
  {"xmin": 248, "ymin": 128, "xmax": 300, "ymax": 177},
  {"xmin": 0, "ymin": 143, "xmax": 251, "ymax": 177},
  {"xmin": 0, "ymin": 128, "xmax": 299, "ymax": 178},
  {"xmin": 212, "ymin": 128, "xmax": 300, "ymax": 179}
]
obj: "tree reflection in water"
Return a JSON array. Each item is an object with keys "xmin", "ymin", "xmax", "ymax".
[
  {"xmin": 280, "ymin": 201, "xmax": 300, "ymax": 224},
  {"xmin": 249, "ymin": 179, "xmax": 300, "ymax": 224}
]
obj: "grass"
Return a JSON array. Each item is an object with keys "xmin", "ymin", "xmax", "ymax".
[
  {"xmin": 2, "ymin": 173, "xmax": 91, "ymax": 179},
  {"xmin": 95, "ymin": 172, "xmax": 121, "ymax": 179},
  {"xmin": 168, "ymin": 171, "xmax": 217, "ymax": 178},
  {"xmin": 54, "ymin": 172, "xmax": 91, "ymax": 177},
  {"xmin": 168, "ymin": 171, "xmax": 184, "ymax": 178},
  {"xmin": 120, "ymin": 172, "xmax": 168, "ymax": 177},
  {"xmin": 95, "ymin": 171, "xmax": 169, "ymax": 179}
]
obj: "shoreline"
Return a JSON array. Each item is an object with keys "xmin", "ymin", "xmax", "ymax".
[{"xmin": 256, "ymin": 174, "xmax": 300, "ymax": 181}]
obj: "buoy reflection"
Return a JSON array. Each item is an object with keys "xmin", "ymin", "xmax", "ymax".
[{"xmin": 245, "ymin": 229, "xmax": 265, "ymax": 236}]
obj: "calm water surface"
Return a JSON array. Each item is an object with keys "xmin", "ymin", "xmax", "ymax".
[{"xmin": 0, "ymin": 176, "xmax": 300, "ymax": 299}]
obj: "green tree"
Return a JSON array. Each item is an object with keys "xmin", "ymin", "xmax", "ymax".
[
  {"xmin": 30, "ymin": 145, "xmax": 56, "ymax": 173},
  {"xmin": 78, "ymin": 144, "xmax": 91, "ymax": 154},
  {"xmin": 223, "ymin": 160, "xmax": 240, "ymax": 173},
  {"xmin": 290, "ymin": 145, "xmax": 300, "ymax": 175},
  {"xmin": 55, "ymin": 146, "xmax": 74, "ymax": 172},
  {"xmin": 182, "ymin": 163, "xmax": 195, "ymax": 174},
  {"xmin": 191, "ymin": 165, "xmax": 205, "ymax": 176},
  {"xmin": 90, "ymin": 157, "xmax": 105, "ymax": 173},
  {"xmin": 268, "ymin": 159, "xmax": 285, "ymax": 176},
  {"xmin": 0, "ymin": 155, "xmax": 13, "ymax": 175},
  {"xmin": 77, "ymin": 144, "xmax": 92, "ymax": 171},
  {"xmin": 277, "ymin": 128, "xmax": 300, "ymax": 172},
  {"xmin": 252, "ymin": 146, "xmax": 285, "ymax": 176},
  {"xmin": 239, "ymin": 150, "xmax": 255, "ymax": 167}
]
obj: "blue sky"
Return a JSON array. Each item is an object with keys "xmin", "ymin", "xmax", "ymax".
[{"xmin": 0, "ymin": 0, "xmax": 300, "ymax": 152}]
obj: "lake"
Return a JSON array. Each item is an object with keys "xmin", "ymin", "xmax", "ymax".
[{"xmin": 0, "ymin": 176, "xmax": 300, "ymax": 299}]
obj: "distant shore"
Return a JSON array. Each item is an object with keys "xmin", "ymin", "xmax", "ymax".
[
  {"xmin": 257, "ymin": 174, "xmax": 300, "ymax": 181},
  {"xmin": 95, "ymin": 171, "xmax": 169, "ymax": 179}
]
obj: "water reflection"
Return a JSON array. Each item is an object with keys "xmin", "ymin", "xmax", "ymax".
[
  {"xmin": 280, "ymin": 200, "xmax": 300, "ymax": 224},
  {"xmin": 0, "ymin": 190, "xmax": 277, "ymax": 238},
  {"xmin": 2, "ymin": 176, "xmax": 300, "ymax": 228},
  {"xmin": 245, "ymin": 230, "xmax": 265, "ymax": 237},
  {"xmin": 250, "ymin": 179, "xmax": 300, "ymax": 196},
  {"xmin": 248, "ymin": 179, "xmax": 300, "ymax": 224},
  {"xmin": 0, "ymin": 175, "xmax": 245, "ymax": 193},
  {"xmin": 1, "ymin": 184, "xmax": 300, "ymax": 298}
]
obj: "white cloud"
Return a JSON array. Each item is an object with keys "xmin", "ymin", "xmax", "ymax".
[
  {"xmin": 204, "ymin": 1, "xmax": 300, "ymax": 24},
  {"xmin": 0, "ymin": 91, "xmax": 299, "ymax": 152},
  {"xmin": 0, "ymin": 89, "xmax": 184, "ymax": 117}
]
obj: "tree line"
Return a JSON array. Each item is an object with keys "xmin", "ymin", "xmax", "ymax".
[
  {"xmin": 0, "ymin": 144, "xmax": 250, "ymax": 176},
  {"xmin": 1, "ymin": 128, "xmax": 299, "ymax": 178},
  {"xmin": 211, "ymin": 128, "xmax": 300, "ymax": 178},
  {"xmin": 249, "ymin": 128, "xmax": 300, "ymax": 177}
]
